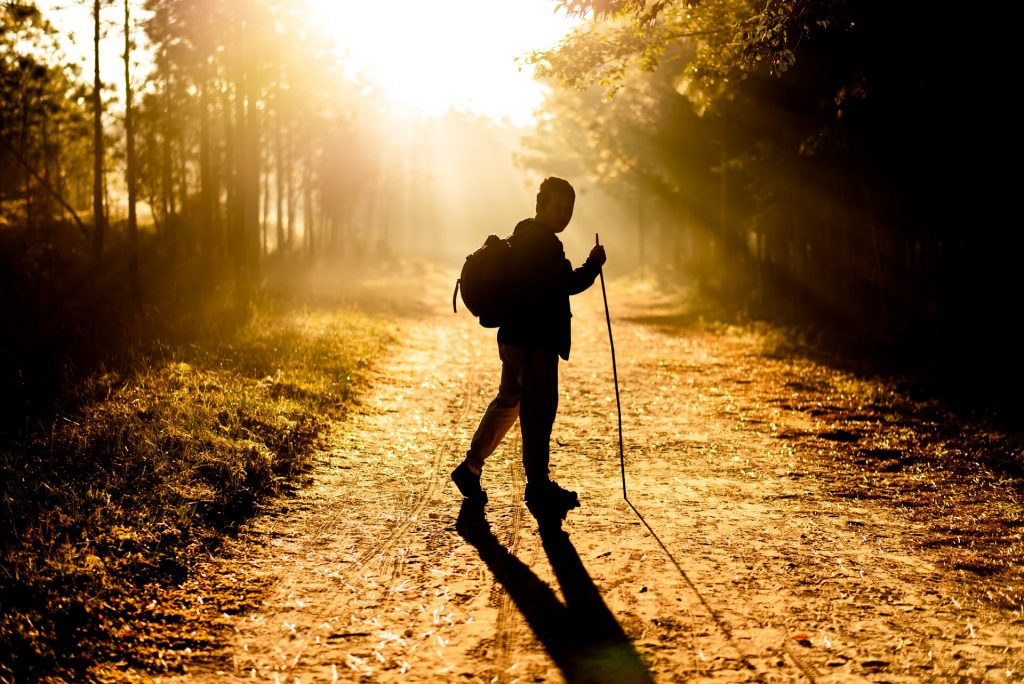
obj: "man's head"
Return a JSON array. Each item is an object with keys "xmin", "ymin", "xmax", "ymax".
[{"xmin": 535, "ymin": 177, "xmax": 575, "ymax": 233}]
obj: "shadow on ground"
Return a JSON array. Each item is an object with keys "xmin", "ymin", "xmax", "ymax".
[{"xmin": 455, "ymin": 500, "xmax": 653, "ymax": 684}]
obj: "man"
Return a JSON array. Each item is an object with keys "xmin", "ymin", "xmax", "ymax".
[{"xmin": 451, "ymin": 177, "xmax": 606, "ymax": 519}]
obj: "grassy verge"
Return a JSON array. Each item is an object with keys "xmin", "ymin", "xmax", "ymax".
[{"xmin": 0, "ymin": 299, "xmax": 393, "ymax": 682}]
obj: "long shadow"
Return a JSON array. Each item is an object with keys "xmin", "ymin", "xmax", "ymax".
[{"xmin": 456, "ymin": 501, "xmax": 653, "ymax": 684}]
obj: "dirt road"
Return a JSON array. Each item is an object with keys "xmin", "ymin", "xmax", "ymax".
[{"xmin": 148, "ymin": 264, "xmax": 1023, "ymax": 683}]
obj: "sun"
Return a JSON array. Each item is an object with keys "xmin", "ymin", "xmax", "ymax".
[{"xmin": 305, "ymin": 0, "xmax": 581, "ymax": 127}]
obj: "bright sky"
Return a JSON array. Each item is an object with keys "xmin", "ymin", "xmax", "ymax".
[
  {"xmin": 35, "ymin": 0, "xmax": 582, "ymax": 129},
  {"xmin": 309, "ymin": 0, "xmax": 581, "ymax": 127},
  {"xmin": 31, "ymin": 1, "xmax": 151, "ymax": 99}
]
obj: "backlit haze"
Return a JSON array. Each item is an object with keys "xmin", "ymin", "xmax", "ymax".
[
  {"xmin": 309, "ymin": 0, "xmax": 582, "ymax": 127},
  {"xmin": 41, "ymin": 0, "xmax": 582, "ymax": 128},
  {"xmin": 33, "ymin": 0, "xmax": 606, "ymax": 264}
]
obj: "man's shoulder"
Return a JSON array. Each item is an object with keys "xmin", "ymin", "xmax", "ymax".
[
  {"xmin": 511, "ymin": 219, "xmax": 560, "ymax": 247},
  {"xmin": 511, "ymin": 218, "xmax": 540, "ymax": 236}
]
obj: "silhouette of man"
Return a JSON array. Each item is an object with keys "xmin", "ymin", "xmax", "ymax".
[{"xmin": 452, "ymin": 177, "xmax": 607, "ymax": 518}]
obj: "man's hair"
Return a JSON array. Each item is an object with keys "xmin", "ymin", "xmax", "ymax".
[{"xmin": 536, "ymin": 176, "xmax": 575, "ymax": 213}]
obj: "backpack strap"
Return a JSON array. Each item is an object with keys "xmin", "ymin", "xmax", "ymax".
[{"xmin": 452, "ymin": 278, "xmax": 460, "ymax": 313}]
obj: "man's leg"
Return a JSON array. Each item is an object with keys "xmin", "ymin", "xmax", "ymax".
[
  {"xmin": 452, "ymin": 343, "xmax": 524, "ymax": 502},
  {"xmin": 519, "ymin": 348, "xmax": 578, "ymax": 513},
  {"xmin": 465, "ymin": 344, "xmax": 524, "ymax": 474},
  {"xmin": 518, "ymin": 348, "xmax": 559, "ymax": 483}
]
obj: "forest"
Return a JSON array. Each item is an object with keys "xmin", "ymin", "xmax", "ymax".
[
  {"xmin": 3, "ymin": 1, "xmax": 1017, "ymax": 416},
  {"xmin": 1, "ymin": 0, "xmax": 1019, "ymax": 680}
]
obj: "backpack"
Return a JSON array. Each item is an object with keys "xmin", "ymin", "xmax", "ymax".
[{"xmin": 453, "ymin": 233, "xmax": 515, "ymax": 328}]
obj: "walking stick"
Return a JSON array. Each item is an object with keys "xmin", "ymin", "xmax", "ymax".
[{"xmin": 595, "ymin": 234, "xmax": 626, "ymax": 498}]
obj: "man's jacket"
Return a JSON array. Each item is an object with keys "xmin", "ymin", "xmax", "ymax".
[{"xmin": 497, "ymin": 218, "xmax": 601, "ymax": 361}]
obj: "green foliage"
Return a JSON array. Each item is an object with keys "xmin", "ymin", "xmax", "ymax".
[
  {"xmin": 537, "ymin": 0, "xmax": 851, "ymax": 114},
  {"xmin": 0, "ymin": 5, "xmax": 93, "ymax": 218},
  {"xmin": 521, "ymin": 37, "xmax": 728, "ymax": 284}
]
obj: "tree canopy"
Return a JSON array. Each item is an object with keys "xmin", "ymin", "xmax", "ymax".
[{"xmin": 521, "ymin": 0, "xmax": 1016, "ymax": 394}]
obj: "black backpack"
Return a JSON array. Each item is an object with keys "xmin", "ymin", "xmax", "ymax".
[{"xmin": 453, "ymin": 234, "xmax": 515, "ymax": 328}]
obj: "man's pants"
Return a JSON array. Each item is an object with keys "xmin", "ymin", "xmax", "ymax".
[{"xmin": 466, "ymin": 343, "xmax": 559, "ymax": 483}]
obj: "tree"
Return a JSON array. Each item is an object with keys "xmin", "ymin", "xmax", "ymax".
[
  {"xmin": 0, "ymin": 4, "xmax": 91, "ymax": 234},
  {"xmin": 529, "ymin": 0, "xmax": 1013, "ymax": 380},
  {"xmin": 522, "ymin": 34, "xmax": 737, "ymax": 280},
  {"xmin": 124, "ymin": 0, "xmax": 139, "ymax": 297},
  {"xmin": 92, "ymin": 0, "xmax": 108, "ymax": 260}
]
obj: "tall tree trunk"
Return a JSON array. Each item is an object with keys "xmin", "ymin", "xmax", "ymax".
[
  {"xmin": 244, "ymin": 73, "xmax": 261, "ymax": 281},
  {"xmin": 301, "ymin": 154, "xmax": 313, "ymax": 259},
  {"xmin": 286, "ymin": 121, "xmax": 295, "ymax": 248},
  {"xmin": 124, "ymin": 0, "xmax": 139, "ymax": 300},
  {"xmin": 636, "ymin": 186, "xmax": 645, "ymax": 271},
  {"xmin": 233, "ymin": 50, "xmax": 249, "ymax": 303},
  {"xmin": 223, "ymin": 76, "xmax": 237, "ymax": 266},
  {"xmin": 161, "ymin": 45, "xmax": 177, "ymax": 257},
  {"xmin": 20, "ymin": 86, "xmax": 32, "ymax": 228},
  {"xmin": 274, "ymin": 100, "xmax": 284, "ymax": 253},
  {"xmin": 199, "ymin": 58, "xmax": 214, "ymax": 258},
  {"xmin": 92, "ymin": 0, "xmax": 106, "ymax": 261},
  {"xmin": 229, "ymin": 6, "xmax": 256, "ymax": 305},
  {"xmin": 39, "ymin": 117, "xmax": 53, "ymax": 223},
  {"xmin": 303, "ymin": 151, "xmax": 314, "ymax": 258},
  {"xmin": 177, "ymin": 127, "xmax": 188, "ymax": 248},
  {"xmin": 260, "ymin": 149, "xmax": 269, "ymax": 256}
]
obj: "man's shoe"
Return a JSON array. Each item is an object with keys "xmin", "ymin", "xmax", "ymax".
[
  {"xmin": 525, "ymin": 479, "xmax": 579, "ymax": 513},
  {"xmin": 525, "ymin": 480, "xmax": 579, "ymax": 526},
  {"xmin": 451, "ymin": 462, "xmax": 487, "ymax": 504}
]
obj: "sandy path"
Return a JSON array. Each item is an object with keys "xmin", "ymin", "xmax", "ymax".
[{"xmin": 153, "ymin": 266, "xmax": 1023, "ymax": 683}]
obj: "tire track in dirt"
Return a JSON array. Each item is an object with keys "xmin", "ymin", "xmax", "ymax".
[
  {"xmin": 350, "ymin": 390, "xmax": 462, "ymax": 571},
  {"xmin": 291, "ymin": 319, "xmax": 482, "ymax": 678},
  {"xmin": 310, "ymin": 328, "xmax": 472, "ymax": 583},
  {"xmin": 306, "ymin": 331, "xmax": 479, "ymax": 566},
  {"xmin": 490, "ymin": 434, "xmax": 525, "ymax": 681}
]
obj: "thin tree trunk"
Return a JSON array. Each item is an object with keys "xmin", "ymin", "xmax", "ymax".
[
  {"xmin": 229, "ymin": 4, "xmax": 257, "ymax": 304},
  {"xmin": 92, "ymin": 0, "xmax": 106, "ymax": 261},
  {"xmin": 162, "ymin": 46, "xmax": 176, "ymax": 257},
  {"xmin": 261, "ymin": 149, "xmax": 269, "ymax": 256},
  {"xmin": 177, "ymin": 128, "xmax": 188, "ymax": 248},
  {"xmin": 233, "ymin": 42, "xmax": 249, "ymax": 302},
  {"xmin": 39, "ymin": 117, "xmax": 53, "ymax": 223},
  {"xmin": 274, "ymin": 99, "xmax": 284, "ymax": 253},
  {"xmin": 124, "ymin": 0, "xmax": 139, "ymax": 301},
  {"xmin": 20, "ymin": 85, "xmax": 32, "ymax": 228},
  {"xmin": 286, "ymin": 120, "xmax": 295, "ymax": 248},
  {"xmin": 245, "ymin": 74, "xmax": 261, "ymax": 279},
  {"xmin": 303, "ymin": 152, "xmax": 314, "ymax": 258},
  {"xmin": 199, "ymin": 58, "xmax": 213, "ymax": 257},
  {"xmin": 636, "ymin": 186, "xmax": 644, "ymax": 271}
]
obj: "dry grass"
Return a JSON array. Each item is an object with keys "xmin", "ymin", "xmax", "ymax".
[
  {"xmin": 757, "ymin": 358, "xmax": 1024, "ymax": 616},
  {"xmin": 0, "ymin": 301, "xmax": 393, "ymax": 682}
]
